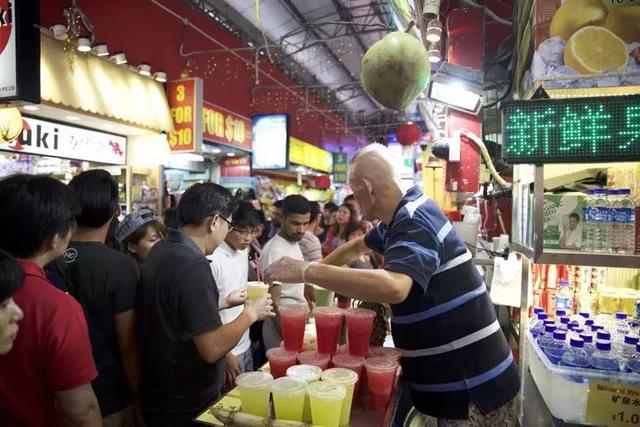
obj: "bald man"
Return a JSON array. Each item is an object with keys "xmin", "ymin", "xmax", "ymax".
[{"xmin": 264, "ymin": 144, "xmax": 519, "ymax": 426}]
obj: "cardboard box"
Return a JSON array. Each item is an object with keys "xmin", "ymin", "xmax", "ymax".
[{"xmin": 543, "ymin": 193, "xmax": 586, "ymax": 250}]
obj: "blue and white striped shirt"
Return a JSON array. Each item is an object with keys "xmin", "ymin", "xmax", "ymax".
[{"xmin": 365, "ymin": 186, "xmax": 519, "ymax": 419}]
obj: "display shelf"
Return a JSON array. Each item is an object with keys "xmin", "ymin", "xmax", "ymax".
[{"xmin": 537, "ymin": 250, "xmax": 640, "ymax": 269}]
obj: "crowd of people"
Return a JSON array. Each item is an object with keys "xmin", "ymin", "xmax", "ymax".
[{"xmin": 0, "ymin": 143, "xmax": 519, "ymax": 427}]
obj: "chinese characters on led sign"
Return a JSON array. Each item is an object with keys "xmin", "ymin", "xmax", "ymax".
[{"xmin": 502, "ymin": 95, "xmax": 640, "ymax": 164}]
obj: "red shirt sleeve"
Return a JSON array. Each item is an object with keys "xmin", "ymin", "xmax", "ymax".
[{"xmin": 45, "ymin": 295, "xmax": 99, "ymax": 391}]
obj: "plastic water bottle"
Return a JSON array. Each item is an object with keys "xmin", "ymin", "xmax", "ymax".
[
  {"xmin": 530, "ymin": 312, "xmax": 549, "ymax": 338},
  {"xmin": 557, "ymin": 316, "xmax": 571, "ymax": 330},
  {"xmin": 560, "ymin": 337, "xmax": 590, "ymax": 368},
  {"xmin": 527, "ymin": 307, "xmax": 545, "ymax": 329},
  {"xmin": 591, "ymin": 324, "xmax": 605, "ymax": 334},
  {"xmin": 616, "ymin": 334, "xmax": 640, "ymax": 370},
  {"xmin": 613, "ymin": 189, "xmax": 636, "ymax": 254},
  {"xmin": 614, "ymin": 312, "xmax": 630, "ymax": 340},
  {"xmin": 593, "ymin": 189, "xmax": 612, "ymax": 253},
  {"xmin": 556, "ymin": 280, "xmax": 573, "ymax": 313},
  {"xmin": 556, "ymin": 308, "xmax": 567, "ymax": 319},
  {"xmin": 626, "ymin": 343, "xmax": 640, "ymax": 374},
  {"xmin": 573, "ymin": 311, "xmax": 590, "ymax": 327},
  {"xmin": 583, "ymin": 189, "xmax": 596, "ymax": 252},
  {"xmin": 568, "ymin": 321, "xmax": 580, "ymax": 331},
  {"xmin": 538, "ymin": 324, "xmax": 557, "ymax": 352},
  {"xmin": 585, "ymin": 319, "xmax": 594, "ymax": 329},
  {"xmin": 545, "ymin": 330, "xmax": 568, "ymax": 364},
  {"xmin": 590, "ymin": 340, "xmax": 619, "ymax": 372},
  {"xmin": 580, "ymin": 332, "xmax": 596, "ymax": 356}
]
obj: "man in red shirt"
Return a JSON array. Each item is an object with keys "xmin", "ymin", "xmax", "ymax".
[{"xmin": 0, "ymin": 175, "xmax": 102, "ymax": 427}]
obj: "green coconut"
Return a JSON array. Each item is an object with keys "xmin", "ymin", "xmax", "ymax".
[{"xmin": 360, "ymin": 32, "xmax": 431, "ymax": 111}]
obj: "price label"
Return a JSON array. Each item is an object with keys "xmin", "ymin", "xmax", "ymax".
[{"xmin": 586, "ymin": 381, "xmax": 640, "ymax": 426}]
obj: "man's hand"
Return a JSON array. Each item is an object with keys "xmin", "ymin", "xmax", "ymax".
[
  {"xmin": 227, "ymin": 289, "xmax": 247, "ymax": 307},
  {"xmin": 244, "ymin": 294, "xmax": 275, "ymax": 322},
  {"xmin": 263, "ymin": 257, "xmax": 307, "ymax": 284},
  {"xmin": 224, "ymin": 353, "xmax": 242, "ymax": 389}
]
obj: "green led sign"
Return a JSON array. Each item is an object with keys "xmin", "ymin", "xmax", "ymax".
[{"xmin": 501, "ymin": 95, "xmax": 640, "ymax": 164}]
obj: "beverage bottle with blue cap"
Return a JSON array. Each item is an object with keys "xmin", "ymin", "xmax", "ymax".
[
  {"xmin": 580, "ymin": 333, "xmax": 596, "ymax": 356},
  {"xmin": 590, "ymin": 340, "xmax": 619, "ymax": 372},
  {"xmin": 626, "ymin": 343, "xmax": 640, "ymax": 374},
  {"xmin": 596, "ymin": 330, "xmax": 612, "ymax": 342},
  {"xmin": 572, "ymin": 311, "xmax": 590, "ymax": 327},
  {"xmin": 615, "ymin": 334, "xmax": 640, "ymax": 369},
  {"xmin": 614, "ymin": 312, "xmax": 630, "ymax": 340},
  {"xmin": 611, "ymin": 188, "xmax": 635, "ymax": 254},
  {"xmin": 556, "ymin": 280, "xmax": 573, "ymax": 313},
  {"xmin": 560, "ymin": 337, "xmax": 590, "ymax": 369},
  {"xmin": 583, "ymin": 189, "xmax": 596, "ymax": 252},
  {"xmin": 528, "ymin": 307, "xmax": 545, "ymax": 328},
  {"xmin": 544, "ymin": 329, "xmax": 568, "ymax": 364},
  {"xmin": 530, "ymin": 312, "xmax": 549, "ymax": 338},
  {"xmin": 593, "ymin": 189, "xmax": 612, "ymax": 253},
  {"xmin": 538, "ymin": 324, "xmax": 557, "ymax": 352},
  {"xmin": 557, "ymin": 316, "xmax": 571, "ymax": 330}
]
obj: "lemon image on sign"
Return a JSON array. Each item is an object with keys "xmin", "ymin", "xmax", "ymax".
[
  {"xmin": 564, "ymin": 26, "xmax": 628, "ymax": 74},
  {"xmin": 550, "ymin": 0, "xmax": 608, "ymax": 40},
  {"xmin": 602, "ymin": 5, "xmax": 640, "ymax": 43}
]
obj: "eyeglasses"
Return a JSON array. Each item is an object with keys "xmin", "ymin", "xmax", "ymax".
[
  {"xmin": 232, "ymin": 228, "xmax": 261, "ymax": 237},
  {"xmin": 218, "ymin": 216, "xmax": 234, "ymax": 232}
]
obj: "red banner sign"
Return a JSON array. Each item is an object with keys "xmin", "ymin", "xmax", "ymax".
[
  {"xmin": 167, "ymin": 78, "xmax": 202, "ymax": 152},
  {"xmin": 202, "ymin": 101, "xmax": 252, "ymax": 151},
  {"xmin": 220, "ymin": 156, "xmax": 250, "ymax": 177}
]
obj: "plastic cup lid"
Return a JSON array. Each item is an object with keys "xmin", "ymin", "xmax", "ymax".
[
  {"xmin": 597, "ymin": 330, "xmax": 612, "ymax": 340},
  {"xmin": 332, "ymin": 353, "xmax": 365, "ymax": 367},
  {"xmin": 279, "ymin": 303, "xmax": 310, "ymax": 314},
  {"xmin": 570, "ymin": 337, "xmax": 584, "ymax": 348},
  {"xmin": 370, "ymin": 346, "xmax": 402, "ymax": 360},
  {"xmin": 236, "ymin": 371, "xmax": 274, "ymax": 389},
  {"xmin": 321, "ymin": 368, "xmax": 359, "ymax": 386},
  {"xmin": 553, "ymin": 330, "xmax": 567, "ymax": 340},
  {"xmin": 364, "ymin": 356, "xmax": 398, "ymax": 372},
  {"xmin": 247, "ymin": 281, "xmax": 268, "ymax": 288},
  {"xmin": 537, "ymin": 312, "xmax": 548, "ymax": 320},
  {"xmin": 345, "ymin": 307, "xmax": 376, "ymax": 318},
  {"xmin": 287, "ymin": 364, "xmax": 322, "ymax": 383},
  {"xmin": 616, "ymin": 312, "xmax": 628, "ymax": 320},
  {"xmin": 596, "ymin": 339, "xmax": 612, "ymax": 351},
  {"xmin": 544, "ymin": 325, "xmax": 556, "ymax": 333},
  {"xmin": 270, "ymin": 377, "xmax": 308, "ymax": 395},
  {"xmin": 560, "ymin": 316, "xmax": 570, "ymax": 324},
  {"xmin": 314, "ymin": 306, "xmax": 344, "ymax": 317},
  {"xmin": 306, "ymin": 381, "xmax": 346, "ymax": 401},
  {"xmin": 266, "ymin": 347, "xmax": 298, "ymax": 360},
  {"xmin": 625, "ymin": 334, "xmax": 640, "ymax": 345},
  {"xmin": 298, "ymin": 351, "xmax": 331, "ymax": 365},
  {"xmin": 579, "ymin": 333, "xmax": 593, "ymax": 343},
  {"xmin": 579, "ymin": 311, "xmax": 590, "ymax": 318}
]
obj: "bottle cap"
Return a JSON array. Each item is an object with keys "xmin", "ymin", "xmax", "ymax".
[
  {"xmin": 544, "ymin": 319, "xmax": 555, "ymax": 326},
  {"xmin": 608, "ymin": 189, "xmax": 620, "ymax": 195},
  {"xmin": 586, "ymin": 189, "xmax": 595, "ymax": 195},
  {"xmin": 597, "ymin": 330, "xmax": 612, "ymax": 341},
  {"xmin": 591, "ymin": 324, "xmax": 604, "ymax": 332},
  {"xmin": 545, "ymin": 324, "xmax": 556, "ymax": 333},
  {"xmin": 625, "ymin": 334, "xmax": 640, "ymax": 345},
  {"xmin": 570, "ymin": 337, "xmax": 584, "ymax": 348},
  {"xmin": 560, "ymin": 316, "xmax": 570, "ymax": 325},
  {"xmin": 636, "ymin": 343, "xmax": 640, "ymax": 353},
  {"xmin": 579, "ymin": 311, "xmax": 590, "ymax": 319},
  {"xmin": 620, "ymin": 189, "xmax": 631, "ymax": 195},
  {"xmin": 579, "ymin": 333, "xmax": 593, "ymax": 343},
  {"xmin": 553, "ymin": 330, "xmax": 567, "ymax": 340},
  {"xmin": 556, "ymin": 309, "xmax": 567, "ymax": 317},
  {"xmin": 616, "ymin": 312, "xmax": 628, "ymax": 320},
  {"xmin": 559, "ymin": 280, "xmax": 569, "ymax": 287},
  {"xmin": 585, "ymin": 319, "xmax": 594, "ymax": 326},
  {"xmin": 596, "ymin": 340, "xmax": 612, "ymax": 351},
  {"xmin": 568, "ymin": 321, "xmax": 580, "ymax": 330},
  {"xmin": 537, "ymin": 312, "xmax": 549, "ymax": 320},
  {"xmin": 573, "ymin": 328, "xmax": 584, "ymax": 334},
  {"xmin": 533, "ymin": 306, "xmax": 545, "ymax": 314}
]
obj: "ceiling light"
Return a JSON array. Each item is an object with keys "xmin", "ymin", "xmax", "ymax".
[
  {"xmin": 426, "ymin": 19, "xmax": 443, "ymax": 43},
  {"xmin": 66, "ymin": 115, "xmax": 80, "ymax": 121},
  {"xmin": 296, "ymin": 166, "xmax": 306, "ymax": 173},
  {"xmin": 172, "ymin": 153, "xmax": 204, "ymax": 162},
  {"xmin": 93, "ymin": 43, "xmax": 109, "ymax": 57},
  {"xmin": 77, "ymin": 37, "xmax": 91, "ymax": 52},
  {"xmin": 226, "ymin": 152, "xmax": 235, "ymax": 157},
  {"xmin": 138, "ymin": 63, "xmax": 151, "ymax": 76},
  {"xmin": 50, "ymin": 24, "xmax": 67, "ymax": 40},
  {"xmin": 110, "ymin": 52, "xmax": 127, "ymax": 65},
  {"xmin": 427, "ymin": 43, "xmax": 442, "ymax": 63},
  {"xmin": 153, "ymin": 71, "xmax": 167, "ymax": 82},
  {"xmin": 427, "ymin": 81, "xmax": 482, "ymax": 115},
  {"xmin": 22, "ymin": 105, "xmax": 39, "ymax": 111},
  {"xmin": 209, "ymin": 147, "xmax": 221, "ymax": 154}
]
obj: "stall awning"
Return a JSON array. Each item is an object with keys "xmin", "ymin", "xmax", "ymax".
[{"xmin": 40, "ymin": 35, "xmax": 174, "ymax": 133}]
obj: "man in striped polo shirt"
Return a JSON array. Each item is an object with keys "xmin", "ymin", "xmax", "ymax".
[{"xmin": 264, "ymin": 144, "xmax": 519, "ymax": 425}]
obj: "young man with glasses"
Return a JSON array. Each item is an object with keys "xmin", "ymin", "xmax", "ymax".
[{"xmin": 208, "ymin": 202, "xmax": 262, "ymax": 388}]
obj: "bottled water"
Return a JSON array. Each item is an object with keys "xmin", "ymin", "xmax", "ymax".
[
  {"xmin": 538, "ymin": 324, "xmax": 557, "ymax": 352},
  {"xmin": 560, "ymin": 337, "xmax": 590, "ymax": 368},
  {"xmin": 591, "ymin": 324, "xmax": 605, "ymax": 334},
  {"xmin": 612, "ymin": 189, "xmax": 636, "ymax": 254},
  {"xmin": 616, "ymin": 334, "xmax": 640, "ymax": 370},
  {"xmin": 614, "ymin": 312, "xmax": 630, "ymax": 340},
  {"xmin": 527, "ymin": 307, "xmax": 545, "ymax": 329},
  {"xmin": 556, "ymin": 308, "xmax": 567, "ymax": 319},
  {"xmin": 585, "ymin": 319, "xmax": 594, "ymax": 329},
  {"xmin": 572, "ymin": 311, "xmax": 590, "ymax": 327},
  {"xmin": 630, "ymin": 320, "xmax": 639, "ymax": 335},
  {"xmin": 530, "ymin": 312, "xmax": 549, "ymax": 338},
  {"xmin": 592, "ymin": 189, "xmax": 612, "ymax": 253},
  {"xmin": 544, "ymin": 330, "xmax": 568, "ymax": 365},
  {"xmin": 582, "ymin": 189, "xmax": 596, "ymax": 252},
  {"xmin": 580, "ymin": 332, "xmax": 596, "ymax": 356},
  {"xmin": 590, "ymin": 340, "xmax": 619, "ymax": 372},
  {"xmin": 568, "ymin": 321, "xmax": 580, "ymax": 331},
  {"xmin": 557, "ymin": 316, "xmax": 571, "ymax": 330},
  {"xmin": 626, "ymin": 343, "xmax": 640, "ymax": 374},
  {"xmin": 556, "ymin": 280, "xmax": 573, "ymax": 313}
]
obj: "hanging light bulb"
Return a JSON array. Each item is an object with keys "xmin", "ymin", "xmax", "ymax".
[
  {"xmin": 426, "ymin": 19, "xmax": 443, "ymax": 43},
  {"xmin": 428, "ymin": 42, "xmax": 442, "ymax": 63}
]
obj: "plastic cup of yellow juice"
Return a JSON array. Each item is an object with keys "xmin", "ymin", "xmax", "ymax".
[
  {"xmin": 236, "ymin": 371, "xmax": 273, "ymax": 417},
  {"xmin": 286, "ymin": 364, "xmax": 322, "ymax": 423},
  {"xmin": 321, "ymin": 368, "xmax": 359, "ymax": 426},
  {"xmin": 247, "ymin": 281, "xmax": 269, "ymax": 300},
  {"xmin": 270, "ymin": 377, "xmax": 307, "ymax": 422},
  {"xmin": 306, "ymin": 381, "xmax": 347, "ymax": 427}
]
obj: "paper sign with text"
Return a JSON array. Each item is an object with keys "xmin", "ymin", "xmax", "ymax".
[
  {"xmin": 587, "ymin": 381, "xmax": 640, "ymax": 426},
  {"xmin": 202, "ymin": 101, "xmax": 251, "ymax": 151},
  {"xmin": 167, "ymin": 78, "xmax": 202, "ymax": 153}
]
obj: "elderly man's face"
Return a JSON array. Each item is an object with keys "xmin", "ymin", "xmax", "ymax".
[{"xmin": 350, "ymin": 179, "xmax": 376, "ymax": 221}]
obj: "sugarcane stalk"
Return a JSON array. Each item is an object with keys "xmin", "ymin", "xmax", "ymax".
[{"xmin": 211, "ymin": 407, "xmax": 319, "ymax": 427}]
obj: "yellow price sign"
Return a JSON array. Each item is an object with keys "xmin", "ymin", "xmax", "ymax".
[{"xmin": 587, "ymin": 381, "xmax": 640, "ymax": 426}]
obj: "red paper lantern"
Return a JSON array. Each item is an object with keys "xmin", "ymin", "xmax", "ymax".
[{"xmin": 395, "ymin": 123, "xmax": 421, "ymax": 146}]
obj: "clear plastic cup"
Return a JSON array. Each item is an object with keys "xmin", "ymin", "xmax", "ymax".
[
  {"xmin": 364, "ymin": 356, "xmax": 398, "ymax": 410},
  {"xmin": 279, "ymin": 303, "xmax": 310, "ymax": 352},
  {"xmin": 345, "ymin": 308, "xmax": 375, "ymax": 357},
  {"xmin": 235, "ymin": 371, "xmax": 274, "ymax": 417},
  {"xmin": 247, "ymin": 281, "xmax": 269, "ymax": 300},
  {"xmin": 314, "ymin": 306, "xmax": 344, "ymax": 355},
  {"xmin": 266, "ymin": 347, "xmax": 298, "ymax": 378},
  {"xmin": 306, "ymin": 381, "xmax": 347, "ymax": 427},
  {"xmin": 298, "ymin": 350, "xmax": 331, "ymax": 370},
  {"xmin": 287, "ymin": 364, "xmax": 323, "ymax": 423},
  {"xmin": 270, "ymin": 377, "xmax": 307, "ymax": 422},
  {"xmin": 332, "ymin": 353, "xmax": 365, "ymax": 396},
  {"xmin": 313, "ymin": 285, "xmax": 335, "ymax": 307},
  {"xmin": 369, "ymin": 346, "xmax": 402, "ymax": 362},
  {"xmin": 321, "ymin": 368, "xmax": 359, "ymax": 426}
]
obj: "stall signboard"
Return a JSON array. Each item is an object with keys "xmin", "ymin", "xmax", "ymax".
[
  {"xmin": 502, "ymin": 94, "xmax": 640, "ymax": 164},
  {"xmin": 167, "ymin": 78, "xmax": 202, "ymax": 153},
  {"xmin": 220, "ymin": 156, "xmax": 250, "ymax": 177},
  {"xmin": 1, "ymin": 117, "xmax": 127, "ymax": 165},
  {"xmin": 289, "ymin": 137, "xmax": 333, "ymax": 173},
  {"xmin": 0, "ymin": 0, "xmax": 39, "ymax": 103},
  {"xmin": 202, "ymin": 101, "xmax": 252, "ymax": 151},
  {"xmin": 333, "ymin": 152, "xmax": 348, "ymax": 184},
  {"xmin": 586, "ymin": 381, "xmax": 640, "ymax": 426}
]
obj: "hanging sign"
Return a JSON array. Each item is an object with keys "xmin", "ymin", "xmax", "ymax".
[
  {"xmin": 289, "ymin": 137, "xmax": 333, "ymax": 173},
  {"xmin": 0, "ymin": 0, "xmax": 39, "ymax": 103},
  {"xmin": 202, "ymin": 101, "xmax": 252, "ymax": 151},
  {"xmin": 220, "ymin": 156, "xmax": 250, "ymax": 177},
  {"xmin": 167, "ymin": 78, "xmax": 202, "ymax": 153},
  {"xmin": 586, "ymin": 381, "xmax": 640, "ymax": 426},
  {"xmin": 1, "ymin": 117, "xmax": 127, "ymax": 165},
  {"xmin": 333, "ymin": 152, "xmax": 348, "ymax": 184},
  {"xmin": 502, "ymin": 95, "xmax": 640, "ymax": 164}
]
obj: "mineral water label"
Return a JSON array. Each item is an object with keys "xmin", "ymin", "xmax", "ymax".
[
  {"xmin": 586, "ymin": 381, "xmax": 640, "ymax": 426},
  {"xmin": 613, "ymin": 208, "xmax": 635, "ymax": 223}
]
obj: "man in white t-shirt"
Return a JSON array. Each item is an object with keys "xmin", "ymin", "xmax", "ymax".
[
  {"xmin": 260, "ymin": 195, "xmax": 311, "ymax": 350},
  {"xmin": 560, "ymin": 213, "xmax": 582, "ymax": 250},
  {"xmin": 209, "ymin": 203, "xmax": 262, "ymax": 387}
]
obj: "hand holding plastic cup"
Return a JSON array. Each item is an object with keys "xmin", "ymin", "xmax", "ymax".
[
  {"xmin": 235, "ymin": 371, "xmax": 274, "ymax": 417},
  {"xmin": 270, "ymin": 377, "xmax": 308, "ymax": 422},
  {"xmin": 345, "ymin": 308, "xmax": 376, "ymax": 357},
  {"xmin": 298, "ymin": 350, "xmax": 331, "ymax": 370},
  {"xmin": 266, "ymin": 347, "xmax": 298, "ymax": 378},
  {"xmin": 364, "ymin": 356, "xmax": 398, "ymax": 410},
  {"xmin": 314, "ymin": 306, "xmax": 344, "ymax": 354},
  {"xmin": 306, "ymin": 381, "xmax": 347, "ymax": 427},
  {"xmin": 321, "ymin": 368, "xmax": 359, "ymax": 426},
  {"xmin": 279, "ymin": 303, "xmax": 310, "ymax": 352}
]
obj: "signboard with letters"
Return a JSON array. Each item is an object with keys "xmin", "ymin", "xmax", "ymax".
[
  {"xmin": 1, "ymin": 116, "xmax": 127, "ymax": 165},
  {"xmin": 202, "ymin": 101, "xmax": 252, "ymax": 151},
  {"xmin": 0, "ymin": 0, "xmax": 39, "ymax": 103},
  {"xmin": 333, "ymin": 152, "xmax": 348, "ymax": 184},
  {"xmin": 289, "ymin": 137, "xmax": 333, "ymax": 173},
  {"xmin": 167, "ymin": 78, "xmax": 203, "ymax": 153},
  {"xmin": 502, "ymin": 95, "xmax": 640, "ymax": 164},
  {"xmin": 220, "ymin": 156, "xmax": 250, "ymax": 177},
  {"xmin": 586, "ymin": 381, "xmax": 640, "ymax": 426}
]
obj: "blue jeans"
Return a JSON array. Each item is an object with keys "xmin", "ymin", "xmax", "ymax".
[{"xmin": 237, "ymin": 348, "xmax": 254, "ymax": 372}]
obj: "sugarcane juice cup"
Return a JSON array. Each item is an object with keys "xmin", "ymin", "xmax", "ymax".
[
  {"xmin": 287, "ymin": 364, "xmax": 322, "ymax": 423},
  {"xmin": 235, "ymin": 372, "xmax": 273, "ymax": 417},
  {"xmin": 247, "ymin": 281, "xmax": 269, "ymax": 300},
  {"xmin": 306, "ymin": 381, "xmax": 347, "ymax": 427},
  {"xmin": 321, "ymin": 368, "xmax": 359, "ymax": 426},
  {"xmin": 270, "ymin": 377, "xmax": 307, "ymax": 422}
]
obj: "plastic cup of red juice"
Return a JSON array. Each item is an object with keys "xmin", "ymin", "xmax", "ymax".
[
  {"xmin": 314, "ymin": 306, "xmax": 344, "ymax": 355},
  {"xmin": 279, "ymin": 303, "xmax": 310, "ymax": 352},
  {"xmin": 345, "ymin": 308, "xmax": 375, "ymax": 357},
  {"xmin": 266, "ymin": 347, "xmax": 298, "ymax": 378},
  {"xmin": 369, "ymin": 346, "xmax": 402, "ymax": 362},
  {"xmin": 298, "ymin": 350, "xmax": 331, "ymax": 370},
  {"xmin": 364, "ymin": 356, "xmax": 398, "ymax": 410}
]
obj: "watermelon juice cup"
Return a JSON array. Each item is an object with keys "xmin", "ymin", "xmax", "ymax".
[
  {"xmin": 345, "ymin": 308, "xmax": 376, "ymax": 357},
  {"xmin": 266, "ymin": 347, "xmax": 298, "ymax": 378},
  {"xmin": 314, "ymin": 306, "xmax": 344, "ymax": 354},
  {"xmin": 364, "ymin": 356, "xmax": 398, "ymax": 410},
  {"xmin": 298, "ymin": 350, "xmax": 331, "ymax": 370},
  {"xmin": 279, "ymin": 303, "xmax": 309, "ymax": 352},
  {"xmin": 369, "ymin": 346, "xmax": 402, "ymax": 362},
  {"xmin": 332, "ymin": 353, "xmax": 365, "ymax": 396},
  {"xmin": 235, "ymin": 371, "xmax": 274, "ymax": 417}
]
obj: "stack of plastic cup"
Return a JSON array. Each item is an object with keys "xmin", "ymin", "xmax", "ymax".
[
  {"xmin": 332, "ymin": 353, "xmax": 365, "ymax": 396},
  {"xmin": 321, "ymin": 368, "xmax": 359, "ymax": 426},
  {"xmin": 279, "ymin": 303, "xmax": 310, "ymax": 352},
  {"xmin": 266, "ymin": 347, "xmax": 298, "ymax": 378},
  {"xmin": 364, "ymin": 356, "xmax": 398, "ymax": 410},
  {"xmin": 235, "ymin": 372, "xmax": 274, "ymax": 417},
  {"xmin": 298, "ymin": 350, "xmax": 331, "ymax": 370},
  {"xmin": 270, "ymin": 377, "xmax": 308, "ymax": 422},
  {"xmin": 314, "ymin": 306, "xmax": 344, "ymax": 354},
  {"xmin": 345, "ymin": 308, "xmax": 376, "ymax": 357},
  {"xmin": 306, "ymin": 381, "xmax": 347, "ymax": 427},
  {"xmin": 370, "ymin": 346, "xmax": 402, "ymax": 362},
  {"xmin": 246, "ymin": 281, "xmax": 269, "ymax": 300},
  {"xmin": 287, "ymin": 365, "xmax": 323, "ymax": 423}
]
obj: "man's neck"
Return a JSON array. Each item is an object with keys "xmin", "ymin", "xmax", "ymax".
[
  {"xmin": 28, "ymin": 253, "xmax": 55, "ymax": 268},
  {"xmin": 223, "ymin": 239, "xmax": 239, "ymax": 252},
  {"xmin": 379, "ymin": 185, "xmax": 405, "ymax": 224},
  {"xmin": 179, "ymin": 226, "xmax": 207, "ymax": 254},
  {"xmin": 72, "ymin": 223, "xmax": 111, "ymax": 243},
  {"xmin": 277, "ymin": 231, "xmax": 296, "ymax": 244}
]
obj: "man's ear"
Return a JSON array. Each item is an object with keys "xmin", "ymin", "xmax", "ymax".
[
  {"xmin": 127, "ymin": 242, "xmax": 137, "ymax": 254},
  {"xmin": 362, "ymin": 178, "xmax": 374, "ymax": 195},
  {"xmin": 207, "ymin": 215, "xmax": 219, "ymax": 233}
]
